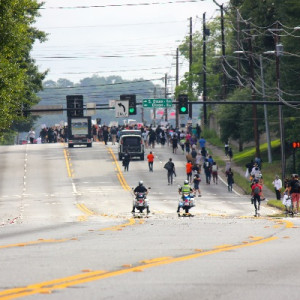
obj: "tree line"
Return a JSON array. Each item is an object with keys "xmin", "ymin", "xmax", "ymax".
[{"xmin": 176, "ymin": 0, "xmax": 300, "ymax": 153}]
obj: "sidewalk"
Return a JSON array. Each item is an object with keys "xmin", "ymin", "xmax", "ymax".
[{"xmin": 206, "ymin": 142, "xmax": 275, "ymax": 200}]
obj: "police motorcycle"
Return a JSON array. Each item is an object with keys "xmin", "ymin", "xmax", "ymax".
[
  {"xmin": 178, "ymin": 180, "xmax": 195, "ymax": 216},
  {"xmin": 132, "ymin": 181, "xmax": 150, "ymax": 217}
]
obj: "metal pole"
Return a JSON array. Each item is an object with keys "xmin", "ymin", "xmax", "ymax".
[
  {"xmin": 189, "ymin": 17, "xmax": 193, "ymax": 119},
  {"xmin": 274, "ymin": 23, "xmax": 286, "ymax": 181},
  {"xmin": 248, "ymin": 25, "xmax": 260, "ymax": 158},
  {"xmin": 153, "ymin": 87, "xmax": 156, "ymax": 126},
  {"xmin": 259, "ymin": 55, "xmax": 272, "ymax": 163},
  {"xmin": 203, "ymin": 12, "xmax": 207, "ymax": 126},
  {"xmin": 176, "ymin": 48, "xmax": 179, "ymax": 129},
  {"xmin": 220, "ymin": 4, "xmax": 226, "ymax": 99},
  {"xmin": 164, "ymin": 73, "xmax": 168, "ymax": 122}
]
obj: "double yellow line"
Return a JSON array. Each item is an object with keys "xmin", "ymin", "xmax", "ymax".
[
  {"xmin": 108, "ymin": 147, "xmax": 131, "ymax": 191},
  {"xmin": 63, "ymin": 149, "xmax": 73, "ymax": 178},
  {"xmin": 0, "ymin": 236, "xmax": 278, "ymax": 299}
]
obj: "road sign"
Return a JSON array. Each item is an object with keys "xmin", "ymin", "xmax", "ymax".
[
  {"xmin": 86, "ymin": 103, "xmax": 96, "ymax": 116},
  {"xmin": 115, "ymin": 100, "xmax": 129, "ymax": 118},
  {"xmin": 143, "ymin": 98, "xmax": 173, "ymax": 108}
]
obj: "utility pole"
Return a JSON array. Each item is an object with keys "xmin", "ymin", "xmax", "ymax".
[
  {"xmin": 259, "ymin": 54, "xmax": 272, "ymax": 163},
  {"xmin": 153, "ymin": 87, "xmax": 156, "ymax": 126},
  {"xmin": 203, "ymin": 12, "xmax": 208, "ymax": 126},
  {"xmin": 164, "ymin": 73, "xmax": 168, "ymax": 122},
  {"xmin": 248, "ymin": 25, "xmax": 260, "ymax": 158},
  {"xmin": 176, "ymin": 48, "xmax": 179, "ymax": 128},
  {"xmin": 236, "ymin": 9, "xmax": 241, "ymax": 75},
  {"xmin": 220, "ymin": 3, "xmax": 226, "ymax": 99},
  {"xmin": 274, "ymin": 24, "xmax": 286, "ymax": 180},
  {"xmin": 189, "ymin": 17, "xmax": 193, "ymax": 119}
]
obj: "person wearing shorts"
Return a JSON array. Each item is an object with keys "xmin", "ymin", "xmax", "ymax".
[{"xmin": 193, "ymin": 171, "xmax": 201, "ymax": 197}]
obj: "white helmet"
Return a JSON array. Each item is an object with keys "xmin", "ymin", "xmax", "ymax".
[
  {"xmin": 184, "ymin": 180, "xmax": 189, "ymax": 185},
  {"xmin": 139, "ymin": 181, "xmax": 143, "ymax": 186}
]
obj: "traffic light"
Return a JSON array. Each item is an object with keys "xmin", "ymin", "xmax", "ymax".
[
  {"xmin": 120, "ymin": 94, "xmax": 136, "ymax": 115},
  {"xmin": 66, "ymin": 95, "xmax": 83, "ymax": 117},
  {"xmin": 178, "ymin": 94, "xmax": 188, "ymax": 114},
  {"xmin": 292, "ymin": 142, "xmax": 300, "ymax": 149}
]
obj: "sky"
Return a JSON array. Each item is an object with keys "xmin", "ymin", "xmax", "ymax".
[{"xmin": 32, "ymin": 0, "xmax": 229, "ymax": 87}]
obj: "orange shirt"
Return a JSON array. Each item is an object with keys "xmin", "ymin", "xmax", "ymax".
[
  {"xmin": 147, "ymin": 153, "xmax": 154, "ymax": 162},
  {"xmin": 186, "ymin": 162, "xmax": 193, "ymax": 174}
]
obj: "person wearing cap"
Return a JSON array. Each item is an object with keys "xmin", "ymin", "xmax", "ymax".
[
  {"xmin": 288, "ymin": 174, "xmax": 300, "ymax": 214},
  {"xmin": 272, "ymin": 175, "xmax": 282, "ymax": 200}
]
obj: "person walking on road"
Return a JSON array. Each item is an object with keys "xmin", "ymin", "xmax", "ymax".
[
  {"xmin": 27, "ymin": 128, "xmax": 35, "ymax": 144},
  {"xmin": 171, "ymin": 134, "xmax": 178, "ymax": 154},
  {"xmin": 164, "ymin": 158, "xmax": 176, "ymax": 185},
  {"xmin": 224, "ymin": 142, "xmax": 229, "ymax": 156},
  {"xmin": 203, "ymin": 159, "xmax": 212, "ymax": 184},
  {"xmin": 226, "ymin": 168, "xmax": 234, "ymax": 192},
  {"xmin": 186, "ymin": 160, "xmax": 193, "ymax": 183},
  {"xmin": 251, "ymin": 178, "xmax": 263, "ymax": 217},
  {"xmin": 288, "ymin": 174, "xmax": 300, "ymax": 214},
  {"xmin": 122, "ymin": 150, "xmax": 130, "ymax": 172},
  {"xmin": 193, "ymin": 170, "xmax": 202, "ymax": 197},
  {"xmin": 211, "ymin": 162, "xmax": 218, "ymax": 184},
  {"xmin": 199, "ymin": 136, "xmax": 206, "ymax": 150},
  {"xmin": 110, "ymin": 126, "xmax": 117, "ymax": 145},
  {"xmin": 272, "ymin": 175, "xmax": 282, "ymax": 200},
  {"xmin": 147, "ymin": 151, "xmax": 154, "ymax": 172}
]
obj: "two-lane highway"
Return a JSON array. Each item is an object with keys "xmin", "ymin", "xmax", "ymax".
[{"xmin": 0, "ymin": 142, "xmax": 300, "ymax": 300}]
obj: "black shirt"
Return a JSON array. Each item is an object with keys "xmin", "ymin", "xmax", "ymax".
[
  {"xmin": 289, "ymin": 179, "xmax": 300, "ymax": 194},
  {"xmin": 134, "ymin": 185, "xmax": 148, "ymax": 193}
]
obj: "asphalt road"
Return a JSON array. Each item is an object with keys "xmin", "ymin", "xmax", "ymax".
[{"xmin": 0, "ymin": 142, "xmax": 299, "ymax": 300}]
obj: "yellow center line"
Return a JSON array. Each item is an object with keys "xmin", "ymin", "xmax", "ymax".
[
  {"xmin": 76, "ymin": 203, "xmax": 96, "ymax": 216},
  {"xmin": 99, "ymin": 218, "xmax": 136, "ymax": 231},
  {"xmin": 108, "ymin": 147, "xmax": 131, "ymax": 191},
  {"xmin": 63, "ymin": 149, "xmax": 72, "ymax": 178},
  {"xmin": 0, "ymin": 239, "xmax": 71, "ymax": 250},
  {"xmin": 0, "ymin": 236, "xmax": 278, "ymax": 299}
]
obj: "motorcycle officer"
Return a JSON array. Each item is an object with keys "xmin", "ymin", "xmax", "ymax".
[
  {"xmin": 132, "ymin": 181, "xmax": 150, "ymax": 214},
  {"xmin": 177, "ymin": 180, "xmax": 193, "ymax": 213}
]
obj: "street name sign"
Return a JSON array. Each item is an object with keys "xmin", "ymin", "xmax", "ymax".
[{"xmin": 143, "ymin": 98, "xmax": 173, "ymax": 108}]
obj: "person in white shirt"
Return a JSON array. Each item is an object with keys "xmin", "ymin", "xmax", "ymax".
[
  {"xmin": 28, "ymin": 129, "xmax": 35, "ymax": 144},
  {"xmin": 272, "ymin": 175, "xmax": 282, "ymax": 200}
]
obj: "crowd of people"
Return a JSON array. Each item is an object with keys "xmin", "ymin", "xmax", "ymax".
[{"xmin": 27, "ymin": 121, "xmax": 300, "ymax": 217}]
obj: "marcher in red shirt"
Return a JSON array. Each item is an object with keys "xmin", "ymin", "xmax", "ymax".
[
  {"xmin": 147, "ymin": 151, "xmax": 154, "ymax": 172},
  {"xmin": 251, "ymin": 179, "xmax": 263, "ymax": 217}
]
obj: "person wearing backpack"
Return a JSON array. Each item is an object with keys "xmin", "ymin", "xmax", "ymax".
[
  {"xmin": 251, "ymin": 178, "xmax": 263, "ymax": 217},
  {"xmin": 288, "ymin": 174, "xmax": 300, "ymax": 215},
  {"xmin": 164, "ymin": 158, "xmax": 176, "ymax": 185}
]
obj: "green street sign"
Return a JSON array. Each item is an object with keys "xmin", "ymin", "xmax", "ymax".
[{"xmin": 143, "ymin": 98, "xmax": 173, "ymax": 108}]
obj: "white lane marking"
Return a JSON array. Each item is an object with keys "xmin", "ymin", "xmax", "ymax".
[
  {"xmin": 72, "ymin": 182, "xmax": 78, "ymax": 194},
  {"xmin": 217, "ymin": 174, "xmax": 241, "ymax": 196}
]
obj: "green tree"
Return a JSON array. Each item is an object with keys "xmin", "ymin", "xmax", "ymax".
[{"xmin": 0, "ymin": 0, "xmax": 47, "ymax": 141}]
